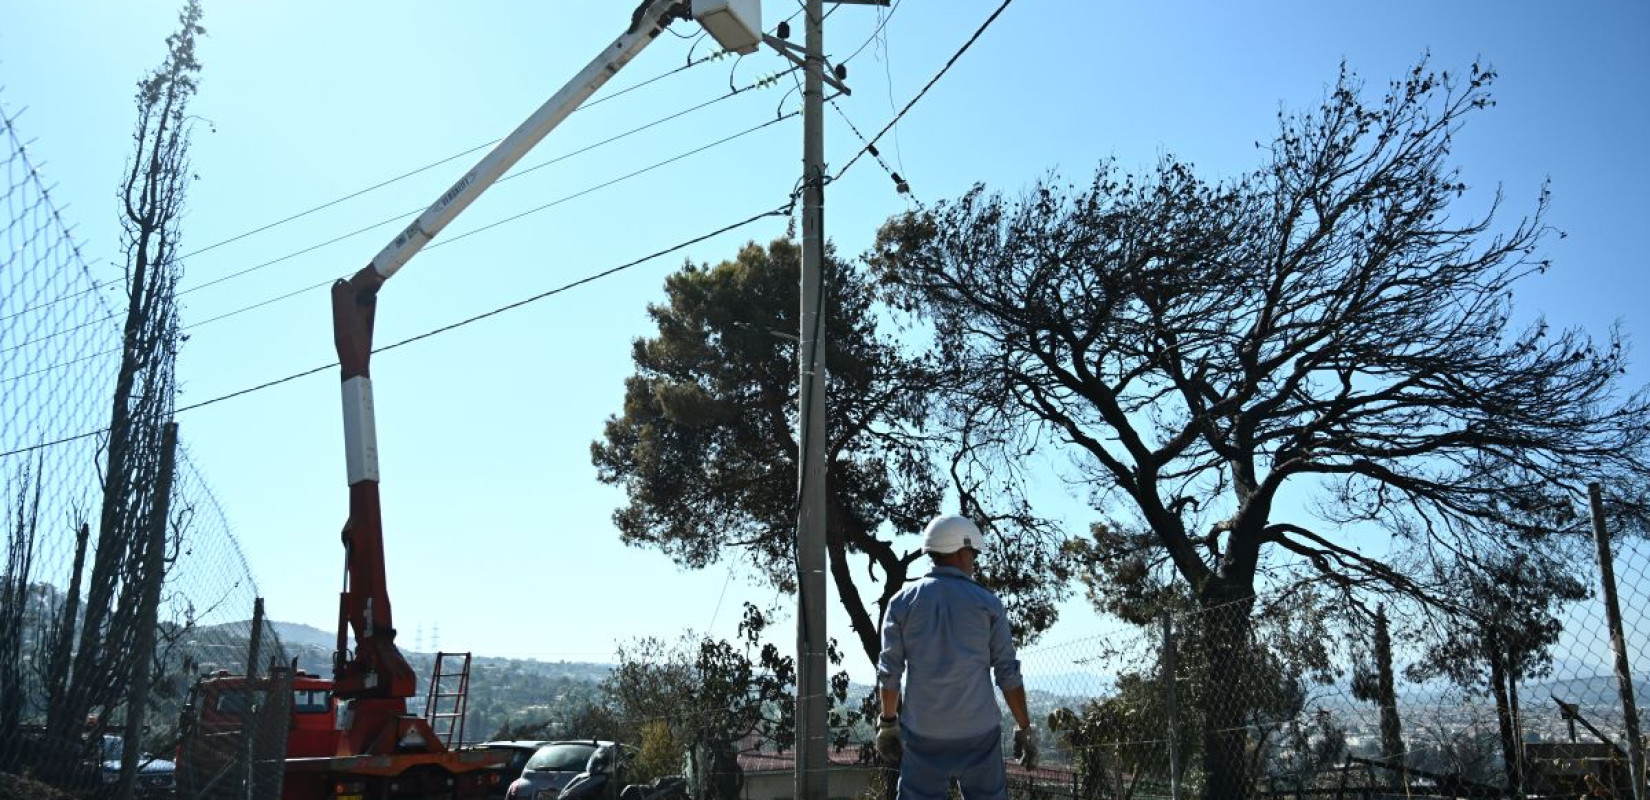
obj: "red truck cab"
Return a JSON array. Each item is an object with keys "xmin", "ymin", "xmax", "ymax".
[{"xmin": 184, "ymin": 668, "xmax": 339, "ymax": 757}]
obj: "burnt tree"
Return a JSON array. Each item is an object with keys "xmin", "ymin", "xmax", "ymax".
[
  {"xmin": 874, "ymin": 60, "xmax": 1650, "ymax": 800},
  {"xmin": 40, "ymin": 1, "xmax": 202, "ymax": 787}
]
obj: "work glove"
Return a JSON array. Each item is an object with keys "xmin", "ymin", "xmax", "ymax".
[
  {"xmin": 875, "ymin": 716, "xmax": 902, "ymax": 764},
  {"xmin": 1012, "ymin": 726, "xmax": 1039, "ymax": 770}
]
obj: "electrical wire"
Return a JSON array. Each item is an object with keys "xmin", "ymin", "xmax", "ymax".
[
  {"xmin": 880, "ymin": 13, "xmax": 908, "ymax": 178},
  {"xmin": 4, "ymin": 78, "xmax": 799, "ymax": 356},
  {"xmin": 829, "ymin": 99, "xmax": 911, "ymax": 198},
  {"xmin": 180, "ymin": 70, "xmax": 796, "ymax": 298},
  {"xmin": 836, "ymin": 0, "xmax": 902, "ymax": 70},
  {"xmin": 0, "ymin": 202, "xmax": 791, "ymax": 459},
  {"xmin": 8, "ymin": 1, "xmax": 1003, "ymax": 456},
  {"xmin": 705, "ymin": 561, "xmax": 740, "ymax": 634},
  {"xmin": 2, "ymin": 105, "xmax": 799, "ymax": 386},
  {"xmin": 0, "ymin": 49, "xmax": 728, "ymax": 325},
  {"xmin": 833, "ymin": 0, "xmax": 1017, "ymax": 182},
  {"xmin": 177, "ymin": 106, "xmax": 799, "ymax": 336}
]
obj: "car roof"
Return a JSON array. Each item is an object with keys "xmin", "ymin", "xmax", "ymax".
[{"xmin": 477, "ymin": 740, "xmax": 555, "ymax": 749}]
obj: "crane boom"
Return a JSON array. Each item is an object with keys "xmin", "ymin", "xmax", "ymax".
[
  {"xmin": 325, "ymin": 0, "xmax": 759, "ymax": 720},
  {"xmin": 368, "ymin": 2, "xmax": 696, "ymax": 283}
]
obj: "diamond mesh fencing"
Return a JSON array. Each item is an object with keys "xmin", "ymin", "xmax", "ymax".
[
  {"xmin": 1011, "ymin": 525, "xmax": 1648, "ymax": 800},
  {"xmin": 2, "ymin": 102, "xmax": 289, "ymax": 799}
]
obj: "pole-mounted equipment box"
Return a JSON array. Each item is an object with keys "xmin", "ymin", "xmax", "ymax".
[{"xmin": 692, "ymin": 0, "xmax": 763, "ymax": 54}]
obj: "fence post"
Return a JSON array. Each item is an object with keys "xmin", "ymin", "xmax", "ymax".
[
  {"xmin": 1589, "ymin": 483, "xmax": 1645, "ymax": 800},
  {"xmin": 244, "ymin": 597, "xmax": 266, "ymax": 800},
  {"xmin": 1164, "ymin": 612, "xmax": 1182, "ymax": 800},
  {"xmin": 118, "ymin": 421, "xmax": 177, "ymax": 800},
  {"xmin": 246, "ymin": 598, "xmax": 264, "ymax": 681}
]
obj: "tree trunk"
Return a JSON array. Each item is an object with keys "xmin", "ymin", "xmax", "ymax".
[
  {"xmin": 40, "ymin": 521, "xmax": 90, "ymax": 786},
  {"xmin": 1198, "ymin": 581, "xmax": 1255, "ymax": 800},
  {"xmin": 1486, "ymin": 641, "xmax": 1520, "ymax": 797},
  {"xmin": 1506, "ymin": 664, "xmax": 1525, "ymax": 799},
  {"xmin": 1373, "ymin": 606, "xmax": 1406, "ymax": 781},
  {"xmin": 117, "ymin": 422, "xmax": 177, "ymax": 800},
  {"xmin": 0, "ymin": 461, "xmax": 43, "ymax": 760}
]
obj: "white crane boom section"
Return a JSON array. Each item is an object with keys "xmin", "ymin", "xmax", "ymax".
[{"xmin": 367, "ymin": 0, "xmax": 686, "ymax": 280}]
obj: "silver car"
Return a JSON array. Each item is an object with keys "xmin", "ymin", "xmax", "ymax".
[
  {"xmin": 99, "ymin": 734, "xmax": 177, "ymax": 799},
  {"xmin": 505, "ymin": 740, "xmax": 627, "ymax": 800}
]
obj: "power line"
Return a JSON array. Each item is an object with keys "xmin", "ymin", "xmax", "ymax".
[
  {"xmin": 9, "ymin": 0, "xmax": 991, "ymax": 452},
  {"xmin": 4, "ymin": 106, "xmax": 800, "ymax": 384},
  {"xmin": 179, "ymin": 71, "xmax": 796, "ymax": 298},
  {"xmin": 833, "ymin": 0, "xmax": 1016, "ymax": 182},
  {"xmin": 5, "ymin": 84, "xmax": 799, "ymax": 357},
  {"xmin": 178, "ymin": 141, "xmax": 495, "ymax": 263},
  {"xmin": 0, "ymin": 49, "xmax": 729, "ymax": 325},
  {"xmin": 175, "ymin": 201, "xmax": 789, "ymax": 411},
  {"xmin": 175, "ymin": 107, "xmax": 800, "ymax": 335},
  {"xmin": 428, "ymin": 107, "xmax": 798, "ymax": 250},
  {"xmin": 830, "ymin": 99, "xmax": 911, "ymax": 198},
  {"xmin": 6, "ymin": 27, "xmax": 814, "ymax": 332},
  {"xmin": 836, "ymin": 0, "xmax": 903, "ymax": 70},
  {"xmin": 2, "ymin": 203, "xmax": 790, "ymax": 459},
  {"xmin": 180, "ymin": 50, "xmax": 739, "ymax": 267}
]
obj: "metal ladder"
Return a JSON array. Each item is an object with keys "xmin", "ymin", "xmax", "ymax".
[{"xmin": 423, "ymin": 651, "xmax": 474, "ymax": 748}]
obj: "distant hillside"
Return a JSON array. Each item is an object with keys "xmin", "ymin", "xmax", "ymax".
[
  {"xmin": 195, "ymin": 620, "xmax": 617, "ymax": 678},
  {"xmin": 268, "ymin": 620, "xmax": 335, "ymax": 650},
  {"xmin": 1526, "ymin": 672, "xmax": 1650, "ymax": 710}
]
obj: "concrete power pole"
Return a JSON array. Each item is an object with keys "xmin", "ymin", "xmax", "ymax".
[
  {"xmin": 795, "ymin": 0, "xmax": 829, "ymax": 797},
  {"xmin": 789, "ymin": 1, "xmax": 880, "ymax": 795}
]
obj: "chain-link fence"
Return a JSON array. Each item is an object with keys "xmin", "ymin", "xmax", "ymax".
[
  {"xmin": 3, "ymin": 100, "xmax": 289, "ymax": 799},
  {"xmin": 1011, "ymin": 526, "xmax": 1648, "ymax": 800},
  {"xmin": 569, "ymin": 529, "xmax": 1646, "ymax": 800}
]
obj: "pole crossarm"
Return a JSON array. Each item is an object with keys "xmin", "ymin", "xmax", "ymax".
[{"xmin": 763, "ymin": 35, "xmax": 853, "ymax": 95}]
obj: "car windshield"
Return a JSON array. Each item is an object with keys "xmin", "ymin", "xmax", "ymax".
[{"xmin": 526, "ymin": 743, "xmax": 597, "ymax": 772}]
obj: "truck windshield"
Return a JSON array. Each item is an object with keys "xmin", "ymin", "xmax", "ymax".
[
  {"xmin": 214, "ymin": 689, "xmax": 266, "ymax": 715},
  {"xmin": 292, "ymin": 689, "xmax": 330, "ymax": 713}
]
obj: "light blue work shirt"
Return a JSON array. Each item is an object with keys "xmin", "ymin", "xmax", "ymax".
[{"xmin": 876, "ymin": 565, "xmax": 1023, "ymax": 740}]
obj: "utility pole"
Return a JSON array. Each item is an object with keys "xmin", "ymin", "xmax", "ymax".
[
  {"xmin": 795, "ymin": 0, "xmax": 829, "ymax": 796},
  {"xmin": 781, "ymin": 2, "xmax": 878, "ymax": 796}
]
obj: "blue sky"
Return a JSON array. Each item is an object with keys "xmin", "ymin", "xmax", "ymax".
[{"xmin": 2, "ymin": 1, "xmax": 1646, "ymax": 679}]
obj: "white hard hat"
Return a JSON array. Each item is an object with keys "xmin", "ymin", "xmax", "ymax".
[{"xmin": 923, "ymin": 514, "xmax": 984, "ymax": 555}]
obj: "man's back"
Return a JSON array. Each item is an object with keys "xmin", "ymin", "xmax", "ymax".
[{"xmin": 879, "ymin": 567, "xmax": 1019, "ymax": 739}]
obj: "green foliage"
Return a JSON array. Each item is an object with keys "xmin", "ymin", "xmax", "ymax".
[
  {"xmin": 1049, "ymin": 673, "xmax": 1185, "ymax": 800},
  {"xmin": 594, "ymin": 239, "xmax": 1070, "ymax": 664},
  {"xmin": 599, "ymin": 606, "xmax": 859, "ymax": 799},
  {"xmin": 633, "ymin": 720, "xmax": 685, "ymax": 783},
  {"xmin": 1062, "ymin": 523, "xmax": 1193, "ymax": 627}
]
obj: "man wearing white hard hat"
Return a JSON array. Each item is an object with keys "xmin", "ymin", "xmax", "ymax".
[{"xmin": 874, "ymin": 514, "xmax": 1037, "ymax": 800}]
